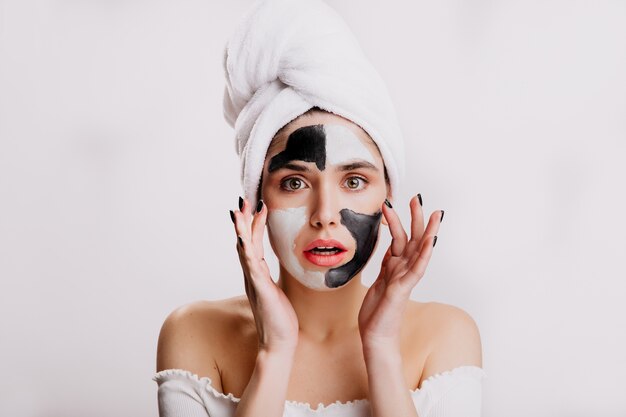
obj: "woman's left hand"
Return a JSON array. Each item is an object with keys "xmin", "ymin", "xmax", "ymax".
[{"xmin": 358, "ymin": 195, "xmax": 443, "ymax": 351}]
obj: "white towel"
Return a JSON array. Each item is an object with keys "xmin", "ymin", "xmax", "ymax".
[{"xmin": 223, "ymin": 0, "xmax": 405, "ymax": 206}]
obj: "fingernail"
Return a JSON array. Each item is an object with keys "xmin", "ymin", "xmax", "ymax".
[
  {"xmin": 229, "ymin": 210, "xmax": 235, "ymax": 223},
  {"xmin": 417, "ymin": 193, "xmax": 423, "ymax": 206},
  {"xmin": 433, "ymin": 235, "xmax": 438, "ymax": 247},
  {"xmin": 440, "ymin": 210, "xmax": 445, "ymax": 222},
  {"xmin": 238, "ymin": 235, "xmax": 243, "ymax": 247},
  {"xmin": 238, "ymin": 196, "xmax": 244, "ymax": 211},
  {"xmin": 256, "ymin": 199, "xmax": 264, "ymax": 213},
  {"xmin": 384, "ymin": 199, "xmax": 393, "ymax": 208}
]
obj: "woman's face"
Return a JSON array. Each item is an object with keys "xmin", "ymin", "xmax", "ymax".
[{"xmin": 261, "ymin": 112, "xmax": 389, "ymax": 291}]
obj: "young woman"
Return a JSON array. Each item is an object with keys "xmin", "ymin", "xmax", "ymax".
[
  {"xmin": 154, "ymin": 109, "xmax": 484, "ymax": 417},
  {"xmin": 154, "ymin": 1, "xmax": 484, "ymax": 416}
]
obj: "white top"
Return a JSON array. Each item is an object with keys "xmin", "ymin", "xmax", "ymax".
[{"xmin": 153, "ymin": 365, "xmax": 486, "ymax": 417}]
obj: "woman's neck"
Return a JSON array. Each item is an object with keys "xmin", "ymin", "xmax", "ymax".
[{"xmin": 277, "ymin": 267, "xmax": 368, "ymax": 342}]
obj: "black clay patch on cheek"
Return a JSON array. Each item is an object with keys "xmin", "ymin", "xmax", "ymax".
[
  {"xmin": 268, "ymin": 124, "xmax": 326, "ymax": 172},
  {"xmin": 325, "ymin": 209, "xmax": 382, "ymax": 288}
]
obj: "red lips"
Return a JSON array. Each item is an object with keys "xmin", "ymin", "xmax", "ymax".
[
  {"xmin": 303, "ymin": 239, "xmax": 348, "ymax": 267},
  {"xmin": 303, "ymin": 239, "xmax": 347, "ymax": 252}
]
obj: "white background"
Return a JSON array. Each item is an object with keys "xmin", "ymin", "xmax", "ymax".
[{"xmin": 1, "ymin": 1, "xmax": 625, "ymax": 416}]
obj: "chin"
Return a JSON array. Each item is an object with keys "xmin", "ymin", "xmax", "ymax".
[{"xmin": 296, "ymin": 276, "xmax": 354, "ymax": 292}]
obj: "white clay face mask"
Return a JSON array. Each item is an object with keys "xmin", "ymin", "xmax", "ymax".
[
  {"xmin": 267, "ymin": 206, "xmax": 327, "ymax": 290},
  {"xmin": 266, "ymin": 124, "xmax": 383, "ymax": 291}
]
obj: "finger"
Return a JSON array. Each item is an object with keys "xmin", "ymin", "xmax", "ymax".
[
  {"xmin": 399, "ymin": 210, "xmax": 442, "ymax": 286},
  {"xmin": 236, "ymin": 225, "xmax": 275, "ymax": 289},
  {"xmin": 240, "ymin": 196, "xmax": 253, "ymax": 230},
  {"xmin": 421, "ymin": 210, "xmax": 442, "ymax": 242},
  {"xmin": 233, "ymin": 196, "xmax": 254, "ymax": 241},
  {"xmin": 409, "ymin": 194, "xmax": 425, "ymax": 245},
  {"xmin": 406, "ymin": 209, "xmax": 442, "ymax": 255},
  {"xmin": 376, "ymin": 246, "xmax": 392, "ymax": 281},
  {"xmin": 236, "ymin": 233, "xmax": 262, "ymax": 281},
  {"xmin": 232, "ymin": 209, "xmax": 250, "ymax": 243},
  {"xmin": 404, "ymin": 234, "xmax": 437, "ymax": 287},
  {"xmin": 251, "ymin": 199, "xmax": 267, "ymax": 259},
  {"xmin": 382, "ymin": 200, "xmax": 408, "ymax": 257},
  {"xmin": 235, "ymin": 237, "xmax": 250, "ymax": 277}
]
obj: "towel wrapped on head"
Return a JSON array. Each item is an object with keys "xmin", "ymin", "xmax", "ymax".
[{"xmin": 223, "ymin": 0, "xmax": 405, "ymax": 207}]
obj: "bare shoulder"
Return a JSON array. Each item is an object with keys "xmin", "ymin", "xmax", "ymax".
[
  {"xmin": 156, "ymin": 296, "xmax": 253, "ymax": 388},
  {"xmin": 405, "ymin": 301, "xmax": 483, "ymax": 384}
]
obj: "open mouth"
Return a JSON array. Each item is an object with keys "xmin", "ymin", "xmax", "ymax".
[
  {"xmin": 303, "ymin": 248, "xmax": 347, "ymax": 267},
  {"xmin": 307, "ymin": 246, "xmax": 345, "ymax": 256},
  {"xmin": 303, "ymin": 239, "xmax": 348, "ymax": 267}
]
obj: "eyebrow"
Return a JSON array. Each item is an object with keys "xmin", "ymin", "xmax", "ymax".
[
  {"xmin": 337, "ymin": 161, "xmax": 379, "ymax": 172},
  {"xmin": 277, "ymin": 162, "xmax": 311, "ymax": 173},
  {"xmin": 270, "ymin": 160, "xmax": 379, "ymax": 173}
]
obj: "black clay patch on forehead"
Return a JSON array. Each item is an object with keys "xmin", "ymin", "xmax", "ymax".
[
  {"xmin": 268, "ymin": 124, "xmax": 326, "ymax": 173},
  {"xmin": 325, "ymin": 209, "xmax": 382, "ymax": 288}
]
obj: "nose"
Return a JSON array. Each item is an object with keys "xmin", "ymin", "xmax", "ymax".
[{"xmin": 309, "ymin": 182, "xmax": 341, "ymax": 229}]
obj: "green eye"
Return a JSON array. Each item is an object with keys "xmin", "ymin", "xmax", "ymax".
[
  {"xmin": 345, "ymin": 177, "xmax": 366, "ymax": 190},
  {"xmin": 283, "ymin": 178, "xmax": 304, "ymax": 191}
]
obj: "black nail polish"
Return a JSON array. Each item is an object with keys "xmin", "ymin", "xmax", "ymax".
[
  {"xmin": 229, "ymin": 210, "xmax": 235, "ymax": 223},
  {"xmin": 238, "ymin": 236, "xmax": 243, "ymax": 247},
  {"xmin": 433, "ymin": 235, "xmax": 438, "ymax": 247},
  {"xmin": 256, "ymin": 200, "xmax": 264, "ymax": 213},
  {"xmin": 238, "ymin": 196, "xmax": 244, "ymax": 211},
  {"xmin": 417, "ymin": 193, "xmax": 423, "ymax": 206},
  {"xmin": 440, "ymin": 210, "xmax": 445, "ymax": 222},
  {"xmin": 384, "ymin": 199, "xmax": 393, "ymax": 208}
]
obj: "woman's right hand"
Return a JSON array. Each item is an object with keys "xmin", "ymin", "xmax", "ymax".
[{"xmin": 231, "ymin": 197, "xmax": 299, "ymax": 354}]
